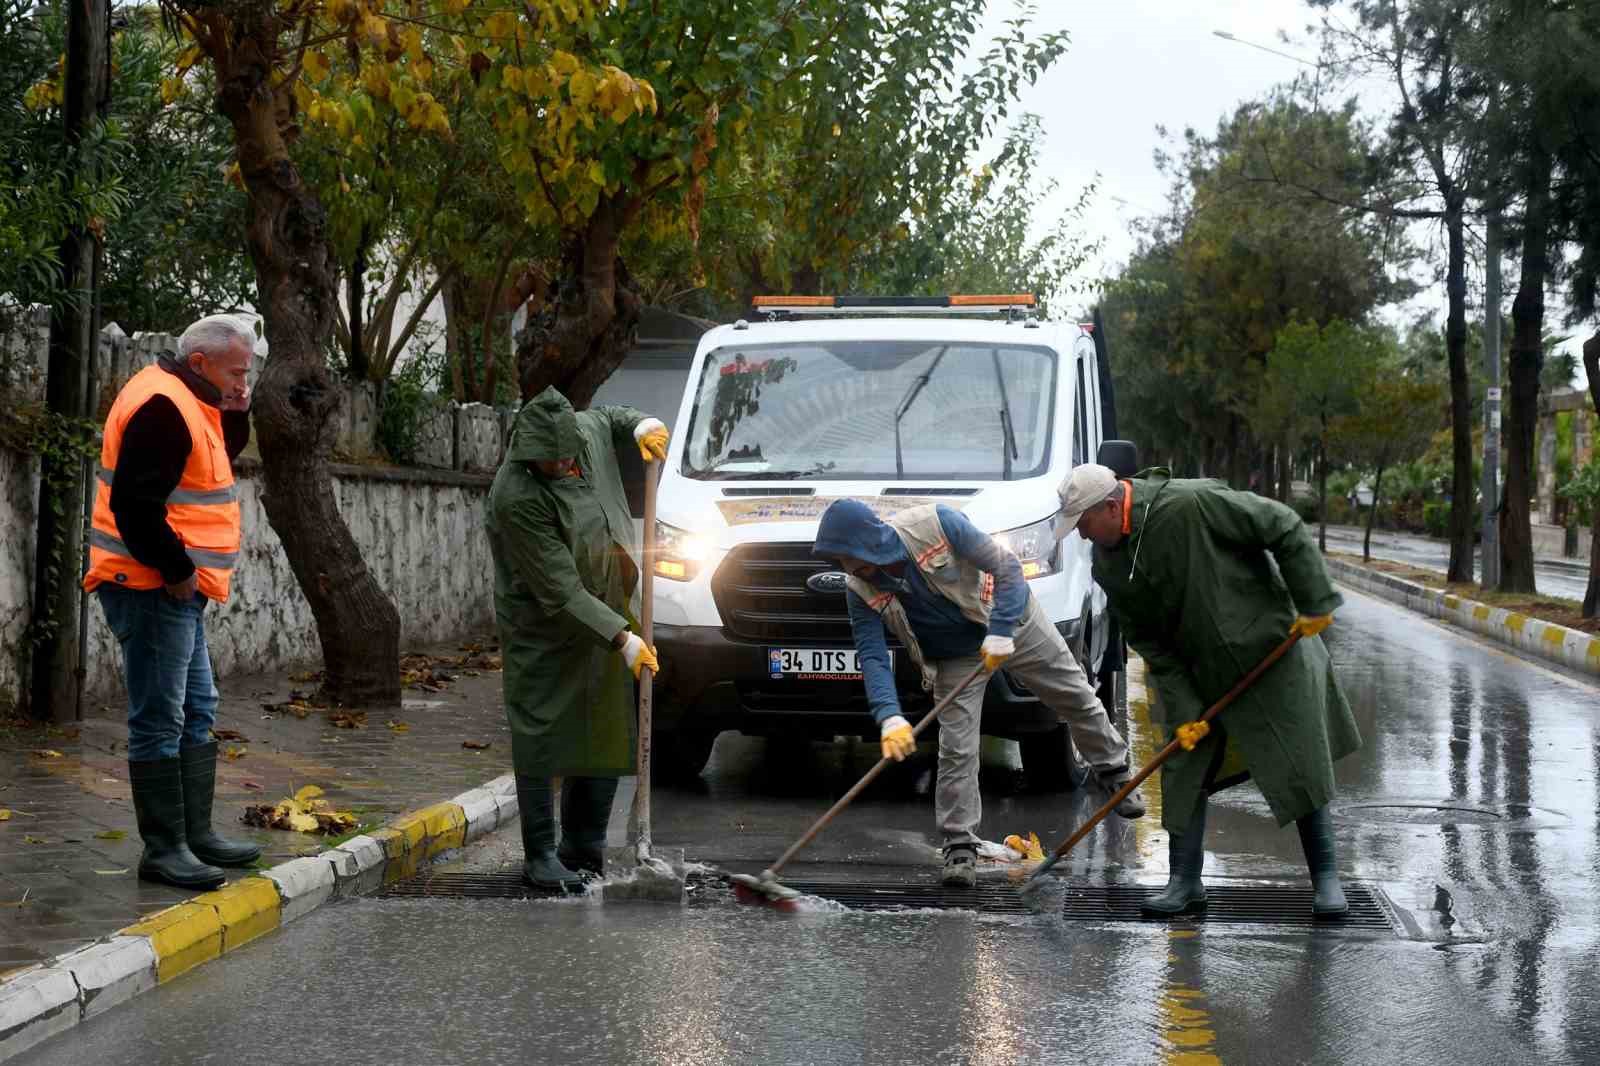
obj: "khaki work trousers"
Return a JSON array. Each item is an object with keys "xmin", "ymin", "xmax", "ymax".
[{"xmin": 934, "ymin": 596, "xmax": 1130, "ymax": 848}]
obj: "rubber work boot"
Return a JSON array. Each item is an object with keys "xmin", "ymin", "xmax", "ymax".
[
  {"xmin": 1141, "ymin": 796, "xmax": 1207, "ymax": 916},
  {"xmin": 1296, "ymin": 805, "xmax": 1349, "ymax": 918},
  {"xmin": 128, "ymin": 757, "xmax": 227, "ymax": 890},
  {"xmin": 179, "ymin": 741, "xmax": 262, "ymax": 867},
  {"xmin": 557, "ymin": 776, "xmax": 618, "ymax": 876},
  {"xmin": 941, "ymin": 842, "xmax": 978, "ymax": 888},
  {"xmin": 1096, "ymin": 764, "xmax": 1147, "ymax": 819},
  {"xmin": 515, "ymin": 774, "xmax": 586, "ymax": 892}
]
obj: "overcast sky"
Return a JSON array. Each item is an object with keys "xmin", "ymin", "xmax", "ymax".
[
  {"xmin": 982, "ymin": 1, "xmax": 1586, "ymax": 378},
  {"xmin": 1007, "ymin": 0, "xmax": 1330, "ymax": 282}
]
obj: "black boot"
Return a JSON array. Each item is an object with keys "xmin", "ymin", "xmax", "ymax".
[
  {"xmin": 128, "ymin": 757, "xmax": 226, "ymax": 890},
  {"xmin": 515, "ymin": 774, "xmax": 586, "ymax": 892},
  {"xmin": 1296, "ymin": 805, "xmax": 1349, "ymax": 918},
  {"xmin": 558, "ymin": 776, "xmax": 618, "ymax": 876},
  {"xmin": 180, "ymin": 742, "xmax": 262, "ymax": 867},
  {"xmin": 1141, "ymin": 795, "xmax": 1207, "ymax": 916}
]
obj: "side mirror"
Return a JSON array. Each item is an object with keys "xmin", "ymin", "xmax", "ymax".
[{"xmin": 1097, "ymin": 440, "xmax": 1139, "ymax": 479}]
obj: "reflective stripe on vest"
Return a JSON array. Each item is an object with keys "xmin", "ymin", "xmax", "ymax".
[
  {"xmin": 86, "ymin": 527, "xmax": 239, "ymax": 571},
  {"xmin": 97, "ymin": 464, "xmax": 239, "ymax": 506},
  {"xmin": 83, "ymin": 365, "xmax": 242, "ymax": 603}
]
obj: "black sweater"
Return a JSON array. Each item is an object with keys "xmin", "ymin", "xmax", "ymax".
[{"xmin": 109, "ymin": 364, "xmax": 250, "ymax": 584}]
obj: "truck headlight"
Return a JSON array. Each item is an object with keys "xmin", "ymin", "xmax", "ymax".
[
  {"xmin": 993, "ymin": 517, "xmax": 1058, "ymax": 579},
  {"xmin": 654, "ymin": 521, "xmax": 712, "ymax": 581}
]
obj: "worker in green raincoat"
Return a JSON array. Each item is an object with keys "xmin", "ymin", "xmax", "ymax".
[
  {"xmin": 486, "ymin": 387, "xmax": 668, "ymax": 890},
  {"xmin": 1058, "ymin": 464, "xmax": 1361, "ymax": 918}
]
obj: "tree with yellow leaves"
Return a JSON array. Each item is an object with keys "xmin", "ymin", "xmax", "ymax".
[{"xmin": 154, "ymin": 0, "xmax": 639, "ymax": 704}]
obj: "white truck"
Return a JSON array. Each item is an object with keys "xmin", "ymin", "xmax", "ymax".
[{"xmin": 642, "ymin": 295, "xmax": 1135, "ymax": 784}]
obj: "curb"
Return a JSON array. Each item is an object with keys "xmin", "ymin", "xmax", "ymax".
[
  {"xmin": 1327, "ymin": 558, "xmax": 1600, "ymax": 680},
  {"xmin": 0, "ymin": 774, "xmax": 518, "ymax": 1061}
]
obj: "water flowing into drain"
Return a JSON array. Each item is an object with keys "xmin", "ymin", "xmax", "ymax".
[{"xmin": 374, "ymin": 872, "xmax": 1397, "ymax": 931}]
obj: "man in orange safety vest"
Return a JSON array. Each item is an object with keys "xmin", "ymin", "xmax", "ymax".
[{"xmin": 84, "ymin": 313, "xmax": 260, "ymax": 890}]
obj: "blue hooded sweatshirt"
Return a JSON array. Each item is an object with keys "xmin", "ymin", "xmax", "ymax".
[{"xmin": 813, "ymin": 500, "xmax": 1026, "ymax": 723}]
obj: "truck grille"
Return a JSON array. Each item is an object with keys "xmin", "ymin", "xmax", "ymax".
[{"xmin": 713, "ymin": 542, "xmax": 853, "ymax": 642}]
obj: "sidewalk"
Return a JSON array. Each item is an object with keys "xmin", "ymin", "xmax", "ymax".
[{"xmin": 0, "ymin": 639, "xmax": 512, "ymax": 977}]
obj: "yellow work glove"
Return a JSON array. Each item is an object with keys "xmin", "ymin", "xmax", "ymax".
[
  {"xmin": 619, "ymin": 632, "xmax": 659, "ymax": 679},
  {"xmin": 980, "ymin": 635, "xmax": 1015, "ymax": 673},
  {"xmin": 633, "ymin": 417, "xmax": 670, "ymax": 463},
  {"xmin": 880, "ymin": 715, "xmax": 915, "ymax": 762},
  {"xmin": 1291, "ymin": 613, "xmax": 1334, "ymax": 638},
  {"xmin": 1175, "ymin": 721, "xmax": 1211, "ymax": 751}
]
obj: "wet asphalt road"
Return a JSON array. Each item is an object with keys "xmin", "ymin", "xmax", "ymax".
[
  {"xmin": 21, "ymin": 587, "xmax": 1600, "ymax": 1065},
  {"xmin": 1321, "ymin": 523, "xmax": 1592, "ymax": 602}
]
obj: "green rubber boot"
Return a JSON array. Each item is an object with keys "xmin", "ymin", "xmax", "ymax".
[
  {"xmin": 1141, "ymin": 796, "xmax": 1207, "ymax": 916},
  {"xmin": 557, "ymin": 776, "xmax": 618, "ymax": 876},
  {"xmin": 516, "ymin": 774, "xmax": 586, "ymax": 892},
  {"xmin": 180, "ymin": 742, "xmax": 262, "ymax": 867},
  {"xmin": 1296, "ymin": 805, "xmax": 1349, "ymax": 918},
  {"xmin": 128, "ymin": 757, "xmax": 226, "ymax": 890}
]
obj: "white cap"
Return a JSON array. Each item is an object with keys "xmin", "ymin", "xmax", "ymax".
[{"xmin": 1055, "ymin": 464, "xmax": 1119, "ymax": 539}]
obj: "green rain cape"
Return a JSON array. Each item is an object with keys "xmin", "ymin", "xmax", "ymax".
[
  {"xmin": 486, "ymin": 387, "xmax": 647, "ymax": 778},
  {"xmin": 1091, "ymin": 473, "xmax": 1362, "ymax": 833}
]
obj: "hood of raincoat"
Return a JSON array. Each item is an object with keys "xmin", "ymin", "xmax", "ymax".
[
  {"xmin": 813, "ymin": 499, "xmax": 907, "ymax": 566},
  {"xmin": 508, "ymin": 386, "xmax": 584, "ymax": 463}
]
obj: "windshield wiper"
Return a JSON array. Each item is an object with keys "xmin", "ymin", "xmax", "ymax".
[
  {"xmin": 992, "ymin": 348, "xmax": 1020, "ymax": 480},
  {"xmin": 893, "ymin": 346, "xmax": 948, "ymax": 479}
]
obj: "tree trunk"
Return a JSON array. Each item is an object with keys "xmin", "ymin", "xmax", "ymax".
[
  {"xmin": 515, "ymin": 198, "xmax": 642, "ymax": 409},
  {"xmin": 345, "ymin": 227, "xmax": 369, "ymax": 381},
  {"xmin": 212, "ymin": 15, "xmax": 399, "ymax": 705},
  {"xmin": 1498, "ymin": 148, "xmax": 1550, "ymax": 593},
  {"xmin": 1443, "ymin": 201, "xmax": 1476, "ymax": 582},
  {"xmin": 1364, "ymin": 459, "xmax": 1386, "ymax": 562},
  {"xmin": 29, "ymin": 0, "xmax": 108, "ymax": 722},
  {"xmin": 1583, "ymin": 330, "xmax": 1600, "ymax": 617},
  {"xmin": 443, "ymin": 274, "xmax": 467, "ymax": 402},
  {"xmin": 1317, "ymin": 432, "xmax": 1328, "ymax": 553}
]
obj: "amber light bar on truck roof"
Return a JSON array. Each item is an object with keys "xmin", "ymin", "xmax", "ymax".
[{"xmin": 750, "ymin": 294, "xmax": 1038, "ymax": 316}]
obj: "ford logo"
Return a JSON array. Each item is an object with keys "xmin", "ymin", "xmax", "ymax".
[{"xmin": 806, "ymin": 571, "xmax": 848, "ymax": 594}]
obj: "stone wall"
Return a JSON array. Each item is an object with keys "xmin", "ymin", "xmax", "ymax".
[{"xmin": 0, "ymin": 447, "xmax": 496, "ymax": 709}]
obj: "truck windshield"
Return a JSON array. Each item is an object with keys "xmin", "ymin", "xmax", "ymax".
[{"xmin": 680, "ymin": 341, "xmax": 1056, "ymax": 481}]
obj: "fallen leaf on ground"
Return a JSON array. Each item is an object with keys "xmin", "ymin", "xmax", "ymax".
[
  {"xmin": 224, "ymin": 746, "xmax": 247, "ymax": 760},
  {"xmin": 94, "ymin": 830, "xmax": 126, "ymax": 841},
  {"xmin": 289, "ymin": 670, "xmax": 322, "ymax": 683},
  {"xmin": 23, "ymin": 835, "xmax": 46, "ymax": 844},
  {"xmin": 241, "ymin": 779, "xmax": 263, "ymax": 790},
  {"xmin": 94, "ymin": 869, "xmax": 129, "ymax": 876},
  {"xmin": 262, "ymin": 697, "xmax": 317, "ymax": 719},
  {"xmin": 329, "ymin": 711, "xmax": 366, "ymax": 729},
  {"xmin": 462, "ymin": 740, "xmax": 491, "ymax": 750},
  {"xmin": 31, "ymin": 749, "xmax": 63, "ymax": 759},
  {"xmin": 1002, "ymin": 832, "xmax": 1045, "ymax": 862},
  {"xmin": 213, "ymin": 728, "xmax": 249, "ymax": 742},
  {"xmin": 243, "ymin": 786, "xmax": 357, "ymax": 836},
  {"xmin": 0, "ymin": 809, "xmax": 9, "ymax": 821},
  {"xmin": 386, "ymin": 720, "xmax": 409, "ymax": 733}
]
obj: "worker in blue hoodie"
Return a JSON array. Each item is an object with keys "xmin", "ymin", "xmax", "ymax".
[{"xmin": 814, "ymin": 499, "xmax": 1143, "ymax": 887}]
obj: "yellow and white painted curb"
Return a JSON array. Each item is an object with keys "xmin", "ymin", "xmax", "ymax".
[
  {"xmin": 0, "ymin": 774, "xmax": 518, "ymax": 1061},
  {"xmin": 1325, "ymin": 558, "xmax": 1600, "ymax": 680}
]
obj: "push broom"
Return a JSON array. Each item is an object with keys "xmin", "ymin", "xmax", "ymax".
[
  {"xmin": 1019, "ymin": 628, "xmax": 1306, "ymax": 898},
  {"xmin": 729, "ymin": 662, "xmax": 990, "ymax": 908}
]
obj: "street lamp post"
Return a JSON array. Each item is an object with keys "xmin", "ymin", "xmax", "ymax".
[{"xmin": 1212, "ymin": 29, "xmax": 1322, "ymax": 109}]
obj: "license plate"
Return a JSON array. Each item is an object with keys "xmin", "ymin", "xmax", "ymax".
[{"xmin": 767, "ymin": 648, "xmax": 888, "ymax": 680}]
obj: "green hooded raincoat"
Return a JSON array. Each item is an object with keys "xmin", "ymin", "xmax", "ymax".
[
  {"xmin": 486, "ymin": 387, "xmax": 646, "ymax": 779},
  {"xmin": 1091, "ymin": 473, "xmax": 1361, "ymax": 833}
]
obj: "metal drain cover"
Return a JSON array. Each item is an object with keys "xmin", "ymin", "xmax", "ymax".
[
  {"xmin": 1338, "ymin": 802, "xmax": 1507, "ymax": 825},
  {"xmin": 374, "ymin": 872, "xmax": 1395, "ymax": 930}
]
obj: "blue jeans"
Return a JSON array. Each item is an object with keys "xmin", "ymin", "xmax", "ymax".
[{"xmin": 97, "ymin": 585, "xmax": 218, "ymax": 761}]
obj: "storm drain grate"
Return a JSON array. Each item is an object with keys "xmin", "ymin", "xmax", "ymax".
[{"xmin": 375, "ymin": 872, "xmax": 1396, "ymax": 930}]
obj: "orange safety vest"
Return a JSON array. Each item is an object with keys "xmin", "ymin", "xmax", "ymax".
[{"xmin": 82, "ymin": 364, "xmax": 242, "ymax": 602}]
